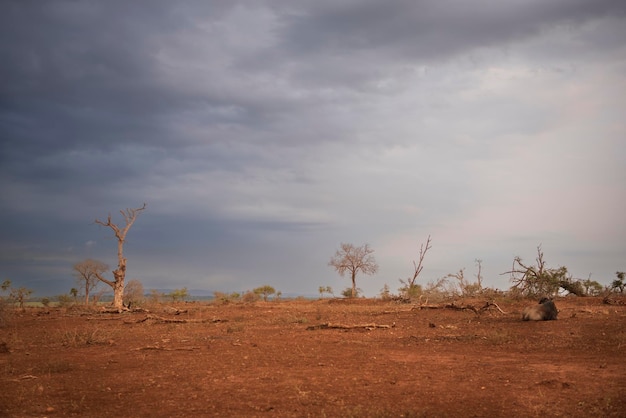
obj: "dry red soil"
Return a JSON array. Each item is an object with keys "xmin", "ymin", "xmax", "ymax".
[{"xmin": 1, "ymin": 297, "xmax": 625, "ymax": 417}]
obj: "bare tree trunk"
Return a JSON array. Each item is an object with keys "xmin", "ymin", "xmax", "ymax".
[
  {"xmin": 94, "ymin": 203, "xmax": 146, "ymax": 311},
  {"xmin": 112, "ymin": 269, "xmax": 125, "ymax": 309},
  {"xmin": 351, "ymin": 270, "xmax": 357, "ymax": 298}
]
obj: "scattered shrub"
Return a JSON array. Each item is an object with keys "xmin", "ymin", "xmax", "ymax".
[{"xmin": 242, "ymin": 291, "xmax": 259, "ymax": 303}]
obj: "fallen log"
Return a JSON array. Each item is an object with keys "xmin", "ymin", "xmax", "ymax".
[
  {"xmin": 306, "ymin": 322, "xmax": 395, "ymax": 331},
  {"xmin": 124, "ymin": 315, "xmax": 227, "ymax": 324},
  {"xmin": 131, "ymin": 345, "xmax": 199, "ymax": 351},
  {"xmin": 411, "ymin": 301, "xmax": 507, "ymax": 315}
]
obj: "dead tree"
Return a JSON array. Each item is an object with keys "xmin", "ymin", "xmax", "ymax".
[
  {"xmin": 502, "ymin": 245, "xmax": 566, "ymax": 297},
  {"xmin": 94, "ymin": 203, "xmax": 146, "ymax": 310},
  {"xmin": 73, "ymin": 259, "xmax": 108, "ymax": 305},
  {"xmin": 475, "ymin": 259, "xmax": 483, "ymax": 291},
  {"xmin": 399, "ymin": 235, "xmax": 432, "ymax": 298}
]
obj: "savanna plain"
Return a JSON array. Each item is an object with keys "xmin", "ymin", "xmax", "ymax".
[{"xmin": 1, "ymin": 296, "xmax": 625, "ymax": 417}]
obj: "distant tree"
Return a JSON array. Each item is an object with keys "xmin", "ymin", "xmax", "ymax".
[
  {"xmin": 444, "ymin": 267, "xmax": 483, "ymax": 297},
  {"xmin": 318, "ymin": 286, "xmax": 334, "ymax": 298},
  {"xmin": 56, "ymin": 293, "xmax": 74, "ymax": 307},
  {"xmin": 73, "ymin": 259, "xmax": 108, "ymax": 305},
  {"xmin": 149, "ymin": 289, "xmax": 163, "ymax": 305},
  {"xmin": 253, "ymin": 285, "xmax": 276, "ymax": 302},
  {"xmin": 9, "ymin": 287, "xmax": 33, "ymax": 311},
  {"xmin": 123, "ymin": 279, "xmax": 145, "ymax": 306},
  {"xmin": 611, "ymin": 271, "xmax": 625, "ymax": 293},
  {"xmin": 94, "ymin": 203, "xmax": 146, "ymax": 310},
  {"xmin": 581, "ymin": 278, "xmax": 603, "ymax": 296},
  {"xmin": 168, "ymin": 287, "xmax": 188, "ymax": 302},
  {"xmin": 474, "ymin": 259, "xmax": 484, "ymax": 291},
  {"xmin": 379, "ymin": 284, "xmax": 393, "ymax": 300},
  {"xmin": 1, "ymin": 280, "xmax": 11, "ymax": 293},
  {"xmin": 69, "ymin": 287, "xmax": 78, "ymax": 302},
  {"xmin": 213, "ymin": 291, "xmax": 241, "ymax": 304},
  {"xmin": 40, "ymin": 297, "xmax": 50, "ymax": 307},
  {"xmin": 329, "ymin": 243, "xmax": 378, "ymax": 298}
]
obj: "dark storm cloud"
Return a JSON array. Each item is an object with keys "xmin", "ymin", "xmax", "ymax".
[
  {"xmin": 1, "ymin": 1, "xmax": 624, "ymax": 296},
  {"xmin": 280, "ymin": 0, "xmax": 625, "ymax": 57},
  {"xmin": 272, "ymin": 0, "xmax": 626, "ymax": 89}
]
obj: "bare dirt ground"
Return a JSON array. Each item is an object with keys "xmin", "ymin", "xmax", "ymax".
[{"xmin": 1, "ymin": 296, "xmax": 625, "ymax": 417}]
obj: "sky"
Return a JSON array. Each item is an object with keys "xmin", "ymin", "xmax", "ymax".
[{"xmin": 1, "ymin": 0, "xmax": 625, "ymax": 298}]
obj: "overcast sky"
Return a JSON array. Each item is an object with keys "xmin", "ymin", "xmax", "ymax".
[{"xmin": 1, "ymin": 0, "xmax": 625, "ymax": 298}]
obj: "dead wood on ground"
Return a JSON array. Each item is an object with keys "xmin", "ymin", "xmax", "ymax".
[
  {"xmin": 306, "ymin": 322, "xmax": 395, "ymax": 331},
  {"xmin": 412, "ymin": 301, "xmax": 507, "ymax": 315},
  {"xmin": 123, "ymin": 315, "xmax": 227, "ymax": 324},
  {"xmin": 131, "ymin": 345, "xmax": 199, "ymax": 351}
]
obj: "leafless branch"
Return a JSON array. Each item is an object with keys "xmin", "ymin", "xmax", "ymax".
[{"xmin": 408, "ymin": 235, "xmax": 432, "ymax": 288}]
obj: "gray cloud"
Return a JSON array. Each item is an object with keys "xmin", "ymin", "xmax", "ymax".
[{"xmin": 1, "ymin": 1, "xmax": 624, "ymax": 297}]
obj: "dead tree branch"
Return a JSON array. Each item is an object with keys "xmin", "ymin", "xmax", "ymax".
[
  {"xmin": 306, "ymin": 322, "xmax": 395, "ymax": 331},
  {"xmin": 411, "ymin": 301, "xmax": 507, "ymax": 315},
  {"xmin": 408, "ymin": 235, "xmax": 432, "ymax": 289}
]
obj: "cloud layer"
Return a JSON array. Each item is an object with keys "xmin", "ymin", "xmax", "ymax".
[{"xmin": 1, "ymin": 1, "xmax": 625, "ymax": 296}]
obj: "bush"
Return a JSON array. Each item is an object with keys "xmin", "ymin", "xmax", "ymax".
[
  {"xmin": 56, "ymin": 294, "xmax": 74, "ymax": 308},
  {"xmin": 242, "ymin": 291, "xmax": 259, "ymax": 303},
  {"xmin": 341, "ymin": 287, "xmax": 362, "ymax": 298},
  {"xmin": 398, "ymin": 283, "xmax": 423, "ymax": 300},
  {"xmin": 213, "ymin": 291, "xmax": 241, "ymax": 304}
]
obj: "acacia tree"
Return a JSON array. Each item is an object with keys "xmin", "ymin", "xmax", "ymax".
[
  {"xmin": 73, "ymin": 259, "xmax": 108, "ymax": 305},
  {"xmin": 254, "ymin": 285, "xmax": 276, "ymax": 302},
  {"xmin": 611, "ymin": 271, "xmax": 625, "ymax": 293},
  {"xmin": 94, "ymin": 203, "xmax": 146, "ymax": 310},
  {"xmin": 9, "ymin": 287, "xmax": 33, "ymax": 311},
  {"xmin": 329, "ymin": 243, "xmax": 378, "ymax": 298}
]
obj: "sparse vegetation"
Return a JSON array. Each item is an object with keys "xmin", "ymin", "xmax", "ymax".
[
  {"xmin": 379, "ymin": 284, "xmax": 393, "ymax": 300},
  {"xmin": 213, "ymin": 291, "xmax": 241, "ymax": 304},
  {"xmin": 56, "ymin": 293, "xmax": 74, "ymax": 308},
  {"xmin": 399, "ymin": 235, "xmax": 431, "ymax": 300},
  {"xmin": 123, "ymin": 279, "xmax": 145, "ymax": 306},
  {"xmin": 7, "ymin": 285, "xmax": 33, "ymax": 311},
  {"xmin": 60, "ymin": 328, "xmax": 111, "ymax": 347},
  {"xmin": 241, "ymin": 291, "xmax": 260, "ymax": 303},
  {"xmin": 73, "ymin": 259, "xmax": 107, "ymax": 305},
  {"xmin": 504, "ymin": 245, "xmax": 592, "ymax": 298},
  {"xmin": 168, "ymin": 287, "xmax": 188, "ymax": 302},
  {"xmin": 148, "ymin": 289, "xmax": 163, "ymax": 305},
  {"xmin": 318, "ymin": 286, "xmax": 334, "ymax": 298},
  {"xmin": 611, "ymin": 271, "xmax": 625, "ymax": 293},
  {"xmin": 1, "ymin": 294, "xmax": 625, "ymax": 417},
  {"xmin": 341, "ymin": 287, "xmax": 363, "ymax": 298},
  {"xmin": 253, "ymin": 285, "xmax": 276, "ymax": 302}
]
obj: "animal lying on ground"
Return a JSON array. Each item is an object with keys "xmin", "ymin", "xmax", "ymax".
[{"xmin": 522, "ymin": 297, "xmax": 558, "ymax": 321}]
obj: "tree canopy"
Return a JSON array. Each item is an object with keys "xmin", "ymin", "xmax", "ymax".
[{"xmin": 329, "ymin": 243, "xmax": 378, "ymax": 298}]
